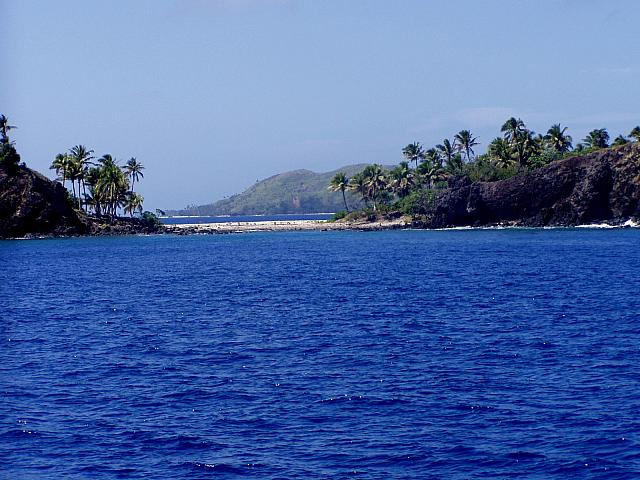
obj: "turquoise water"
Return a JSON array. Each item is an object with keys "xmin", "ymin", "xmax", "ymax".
[{"xmin": 1, "ymin": 230, "xmax": 640, "ymax": 478}]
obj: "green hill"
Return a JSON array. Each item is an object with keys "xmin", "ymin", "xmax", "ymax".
[{"xmin": 168, "ymin": 165, "xmax": 372, "ymax": 216}]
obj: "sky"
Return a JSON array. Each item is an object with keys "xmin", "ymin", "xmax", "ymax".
[{"xmin": 3, "ymin": 0, "xmax": 640, "ymax": 210}]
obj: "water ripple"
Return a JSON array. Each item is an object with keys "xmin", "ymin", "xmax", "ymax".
[{"xmin": 2, "ymin": 230, "xmax": 640, "ymax": 478}]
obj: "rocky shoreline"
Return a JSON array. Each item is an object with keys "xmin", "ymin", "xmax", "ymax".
[
  {"xmin": 3, "ymin": 144, "xmax": 640, "ymax": 239},
  {"xmin": 7, "ymin": 214, "xmax": 640, "ymax": 240},
  {"xmin": 162, "ymin": 217, "xmax": 639, "ymax": 236},
  {"xmin": 0, "ymin": 164, "xmax": 162, "ymax": 239},
  {"xmin": 413, "ymin": 143, "xmax": 640, "ymax": 228}
]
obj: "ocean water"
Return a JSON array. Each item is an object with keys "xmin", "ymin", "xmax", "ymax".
[
  {"xmin": 1, "ymin": 229, "xmax": 639, "ymax": 479},
  {"xmin": 161, "ymin": 214, "xmax": 334, "ymax": 225}
]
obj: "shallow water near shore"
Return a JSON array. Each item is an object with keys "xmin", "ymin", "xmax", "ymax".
[{"xmin": 2, "ymin": 229, "xmax": 640, "ymax": 478}]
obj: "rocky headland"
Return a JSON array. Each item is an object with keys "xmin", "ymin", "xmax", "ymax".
[
  {"xmin": 0, "ymin": 165, "xmax": 160, "ymax": 239},
  {"xmin": 411, "ymin": 143, "xmax": 640, "ymax": 228}
]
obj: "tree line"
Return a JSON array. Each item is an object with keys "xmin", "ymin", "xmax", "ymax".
[
  {"xmin": 50, "ymin": 146, "xmax": 145, "ymax": 218},
  {"xmin": 1, "ymin": 113, "xmax": 148, "ymax": 220},
  {"xmin": 330, "ymin": 119, "xmax": 640, "ymax": 214}
]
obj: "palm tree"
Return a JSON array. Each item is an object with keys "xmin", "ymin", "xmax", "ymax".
[
  {"xmin": 328, "ymin": 172, "xmax": 350, "ymax": 212},
  {"xmin": 629, "ymin": 126, "xmax": 640, "ymax": 142},
  {"xmin": 423, "ymin": 147, "xmax": 442, "ymax": 169},
  {"xmin": 390, "ymin": 161, "xmax": 415, "ymax": 197},
  {"xmin": 613, "ymin": 135, "xmax": 629, "ymax": 147},
  {"xmin": 544, "ymin": 124, "xmax": 573, "ymax": 152},
  {"xmin": 501, "ymin": 117, "xmax": 526, "ymax": 144},
  {"xmin": 0, "ymin": 114, "xmax": 17, "ymax": 144},
  {"xmin": 84, "ymin": 167, "xmax": 103, "ymax": 215},
  {"xmin": 417, "ymin": 159, "xmax": 441, "ymax": 189},
  {"xmin": 488, "ymin": 137, "xmax": 513, "ymax": 168},
  {"xmin": 402, "ymin": 142, "xmax": 425, "ymax": 169},
  {"xmin": 348, "ymin": 172, "xmax": 369, "ymax": 206},
  {"xmin": 454, "ymin": 130, "xmax": 479, "ymax": 162},
  {"xmin": 69, "ymin": 145, "xmax": 94, "ymax": 210},
  {"xmin": 445, "ymin": 153, "xmax": 464, "ymax": 175},
  {"xmin": 583, "ymin": 128, "xmax": 609, "ymax": 149},
  {"xmin": 50, "ymin": 153, "xmax": 72, "ymax": 188},
  {"xmin": 512, "ymin": 129, "xmax": 540, "ymax": 168},
  {"xmin": 98, "ymin": 153, "xmax": 116, "ymax": 167},
  {"xmin": 124, "ymin": 157, "xmax": 144, "ymax": 193},
  {"xmin": 436, "ymin": 139, "xmax": 456, "ymax": 165},
  {"xmin": 124, "ymin": 193, "xmax": 144, "ymax": 217},
  {"xmin": 66, "ymin": 156, "xmax": 83, "ymax": 202},
  {"xmin": 362, "ymin": 164, "xmax": 388, "ymax": 211},
  {"xmin": 94, "ymin": 156, "xmax": 129, "ymax": 219}
]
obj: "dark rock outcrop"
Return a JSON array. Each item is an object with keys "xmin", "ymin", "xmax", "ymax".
[
  {"xmin": 0, "ymin": 165, "xmax": 88, "ymax": 238},
  {"xmin": 0, "ymin": 165, "xmax": 162, "ymax": 238},
  {"xmin": 419, "ymin": 144, "xmax": 640, "ymax": 228}
]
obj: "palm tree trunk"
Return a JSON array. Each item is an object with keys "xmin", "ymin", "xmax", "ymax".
[
  {"xmin": 372, "ymin": 186, "xmax": 377, "ymax": 212},
  {"xmin": 341, "ymin": 188, "xmax": 349, "ymax": 213}
]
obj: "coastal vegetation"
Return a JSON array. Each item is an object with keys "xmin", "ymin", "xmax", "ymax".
[
  {"xmin": 329, "ymin": 119, "xmax": 640, "ymax": 218},
  {"xmin": 0, "ymin": 114, "xmax": 21, "ymax": 171},
  {"xmin": 2, "ymin": 113, "xmax": 150, "ymax": 221},
  {"xmin": 49, "ymin": 146, "xmax": 146, "ymax": 219},
  {"xmin": 169, "ymin": 165, "xmax": 368, "ymax": 216},
  {"xmin": 1, "ymin": 113, "xmax": 162, "ymax": 238}
]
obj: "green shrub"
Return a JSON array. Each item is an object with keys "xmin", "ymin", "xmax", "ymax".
[
  {"xmin": 331, "ymin": 210, "xmax": 348, "ymax": 221},
  {"xmin": 140, "ymin": 211, "xmax": 162, "ymax": 228},
  {"xmin": 399, "ymin": 189, "xmax": 438, "ymax": 215},
  {"xmin": 0, "ymin": 143, "xmax": 20, "ymax": 171}
]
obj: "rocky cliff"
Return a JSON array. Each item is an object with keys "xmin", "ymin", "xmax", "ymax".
[
  {"xmin": 0, "ymin": 165, "xmax": 88, "ymax": 238},
  {"xmin": 419, "ymin": 144, "xmax": 640, "ymax": 228},
  {"xmin": 0, "ymin": 165, "xmax": 161, "ymax": 238}
]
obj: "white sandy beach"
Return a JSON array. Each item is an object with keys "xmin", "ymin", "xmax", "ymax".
[
  {"xmin": 163, "ymin": 218, "xmax": 410, "ymax": 234},
  {"xmin": 162, "ymin": 217, "xmax": 639, "ymax": 235}
]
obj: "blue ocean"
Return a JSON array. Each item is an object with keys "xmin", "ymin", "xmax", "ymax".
[{"xmin": 2, "ymin": 229, "xmax": 639, "ymax": 478}]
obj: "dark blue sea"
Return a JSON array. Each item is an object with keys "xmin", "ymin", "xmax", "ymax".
[{"xmin": 2, "ymin": 229, "xmax": 640, "ymax": 479}]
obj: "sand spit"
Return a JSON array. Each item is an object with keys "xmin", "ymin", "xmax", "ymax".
[{"xmin": 164, "ymin": 218, "xmax": 410, "ymax": 234}]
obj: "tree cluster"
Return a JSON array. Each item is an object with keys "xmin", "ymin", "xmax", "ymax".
[
  {"xmin": 330, "ymin": 119, "xmax": 640, "ymax": 215},
  {"xmin": 0, "ymin": 114, "xmax": 20, "ymax": 170},
  {"xmin": 50, "ymin": 146, "xmax": 145, "ymax": 218}
]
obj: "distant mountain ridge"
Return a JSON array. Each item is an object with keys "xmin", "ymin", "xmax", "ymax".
[{"xmin": 167, "ymin": 164, "xmax": 372, "ymax": 216}]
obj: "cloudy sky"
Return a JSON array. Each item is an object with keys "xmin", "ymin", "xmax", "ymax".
[{"xmin": 3, "ymin": 0, "xmax": 639, "ymax": 210}]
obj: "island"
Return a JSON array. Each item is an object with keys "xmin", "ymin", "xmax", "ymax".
[
  {"xmin": 0, "ymin": 115, "xmax": 161, "ymax": 239},
  {"xmin": 1, "ymin": 113, "xmax": 639, "ymax": 239}
]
